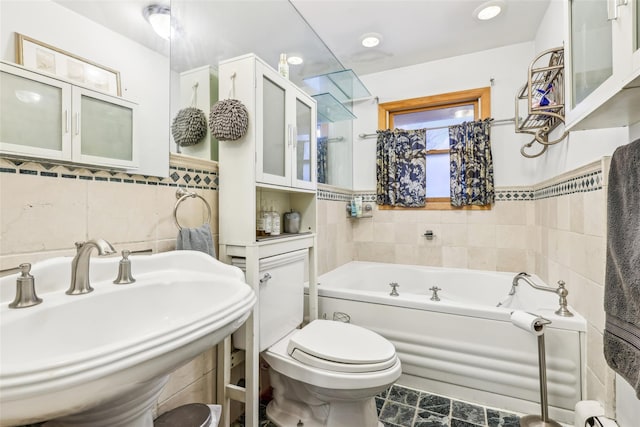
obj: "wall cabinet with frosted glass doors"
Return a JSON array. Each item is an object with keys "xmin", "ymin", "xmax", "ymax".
[
  {"xmin": 0, "ymin": 61, "xmax": 137, "ymax": 169},
  {"xmin": 565, "ymin": 0, "xmax": 640, "ymax": 130},
  {"xmin": 216, "ymin": 53, "xmax": 318, "ymax": 427},
  {"xmin": 219, "ymin": 54, "xmax": 316, "ymax": 191}
]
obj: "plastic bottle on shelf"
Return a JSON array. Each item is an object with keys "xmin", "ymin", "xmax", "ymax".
[
  {"xmin": 355, "ymin": 196, "xmax": 363, "ymax": 217},
  {"xmin": 262, "ymin": 201, "xmax": 272, "ymax": 236},
  {"xmin": 270, "ymin": 202, "xmax": 281, "ymax": 236},
  {"xmin": 278, "ymin": 54, "xmax": 289, "ymax": 79}
]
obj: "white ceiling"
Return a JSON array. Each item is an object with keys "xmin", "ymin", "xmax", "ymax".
[
  {"xmin": 291, "ymin": 0, "xmax": 552, "ymax": 75},
  {"xmin": 53, "ymin": 0, "xmax": 551, "ymax": 83}
]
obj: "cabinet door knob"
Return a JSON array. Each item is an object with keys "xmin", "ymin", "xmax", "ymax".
[{"xmin": 259, "ymin": 273, "xmax": 272, "ymax": 285}]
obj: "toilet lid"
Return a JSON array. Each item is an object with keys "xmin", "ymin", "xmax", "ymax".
[{"xmin": 287, "ymin": 320, "xmax": 397, "ymax": 373}]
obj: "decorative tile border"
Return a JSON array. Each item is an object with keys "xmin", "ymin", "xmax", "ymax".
[
  {"xmin": 3, "ymin": 155, "xmax": 603, "ymax": 201},
  {"xmin": 317, "ymin": 188, "xmax": 353, "ymax": 202},
  {"xmin": 533, "ymin": 169, "xmax": 603, "ymax": 200},
  {"xmin": 495, "ymin": 188, "xmax": 534, "ymax": 202},
  {"xmin": 0, "ymin": 156, "xmax": 218, "ymax": 190},
  {"xmin": 318, "ymin": 171, "xmax": 602, "ymax": 204}
]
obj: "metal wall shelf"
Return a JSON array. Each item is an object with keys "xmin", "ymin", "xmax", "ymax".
[{"xmin": 515, "ymin": 47, "xmax": 568, "ymax": 158}]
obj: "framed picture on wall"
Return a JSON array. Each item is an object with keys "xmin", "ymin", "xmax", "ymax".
[{"xmin": 15, "ymin": 33, "xmax": 122, "ymax": 96}]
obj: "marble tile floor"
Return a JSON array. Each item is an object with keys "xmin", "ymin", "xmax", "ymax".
[
  {"xmin": 19, "ymin": 384, "xmax": 522, "ymax": 427},
  {"xmin": 233, "ymin": 383, "xmax": 523, "ymax": 427}
]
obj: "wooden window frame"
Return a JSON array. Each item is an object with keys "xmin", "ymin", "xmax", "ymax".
[{"xmin": 377, "ymin": 87, "xmax": 492, "ymax": 211}]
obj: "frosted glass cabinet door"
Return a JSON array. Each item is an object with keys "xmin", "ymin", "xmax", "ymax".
[
  {"xmin": 72, "ymin": 87, "xmax": 136, "ymax": 168},
  {"xmin": 570, "ymin": 0, "xmax": 613, "ymax": 106},
  {"xmin": 293, "ymin": 96, "xmax": 316, "ymax": 189},
  {"xmin": 0, "ymin": 68, "xmax": 71, "ymax": 159},
  {"xmin": 260, "ymin": 74, "xmax": 288, "ymax": 185}
]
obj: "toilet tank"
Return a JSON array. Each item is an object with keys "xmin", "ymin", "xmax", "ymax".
[{"xmin": 232, "ymin": 249, "xmax": 307, "ymax": 351}]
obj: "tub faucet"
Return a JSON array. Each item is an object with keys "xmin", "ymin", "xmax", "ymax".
[
  {"xmin": 67, "ymin": 239, "xmax": 116, "ymax": 295},
  {"xmin": 510, "ymin": 272, "xmax": 529, "ymax": 295},
  {"xmin": 511, "ymin": 272, "xmax": 573, "ymax": 317}
]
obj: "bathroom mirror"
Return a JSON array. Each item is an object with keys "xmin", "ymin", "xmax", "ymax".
[
  {"xmin": 171, "ymin": 0, "xmax": 352, "ymax": 189},
  {"xmin": 168, "ymin": 0, "xmax": 355, "ymax": 189},
  {"xmin": 1, "ymin": 0, "xmax": 356, "ymax": 188}
]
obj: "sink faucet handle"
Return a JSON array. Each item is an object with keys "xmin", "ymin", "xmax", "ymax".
[
  {"xmin": 9, "ymin": 263, "xmax": 43, "ymax": 309},
  {"xmin": 113, "ymin": 250, "xmax": 136, "ymax": 285}
]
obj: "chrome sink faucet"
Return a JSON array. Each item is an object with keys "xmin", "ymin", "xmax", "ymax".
[{"xmin": 67, "ymin": 239, "xmax": 116, "ymax": 295}]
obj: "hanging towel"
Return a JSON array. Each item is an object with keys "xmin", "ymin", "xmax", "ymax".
[
  {"xmin": 176, "ymin": 223, "xmax": 216, "ymax": 258},
  {"xmin": 603, "ymin": 138, "xmax": 640, "ymax": 398}
]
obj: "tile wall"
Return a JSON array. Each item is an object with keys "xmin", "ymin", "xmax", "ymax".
[
  {"xmin": 316, "ymin": 187, "xmax": 355, "ymax": 274},
  {"xmin": 0, "ymin": 153, "xmax": 220, "ymax": 418},
  {"xmin": 532, "ymin": 159, "xmax": 613, "ymax": 414}
]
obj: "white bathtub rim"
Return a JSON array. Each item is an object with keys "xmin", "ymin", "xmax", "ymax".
[{"xmin": 313, "ymin": 261, "xmax": 587, "ymax": 332}]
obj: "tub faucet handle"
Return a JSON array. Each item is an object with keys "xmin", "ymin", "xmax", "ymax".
[
  {"xmin": 555, "ymin": 280, "xmax": 573, "ymax": 317},
  {"xmin": 389, "ymin": 282, "xmax": 399, "ymax": 296},
  {"xmin": 429, "ymin": 286, "xmax": 441, "ymax": 301}
]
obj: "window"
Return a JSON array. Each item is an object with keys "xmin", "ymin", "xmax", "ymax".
[{"xmin": 378, "ymin": 87, "xmax": 491, "ymax": 210}]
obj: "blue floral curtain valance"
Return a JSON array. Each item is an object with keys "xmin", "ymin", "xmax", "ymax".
[
  {"xmin": 376, "ymin": 128, "xmax": 427, "ymax": 207},
  {"xmin": 448, "ymin": 119, "xmax": 495, "ymax": 207}
]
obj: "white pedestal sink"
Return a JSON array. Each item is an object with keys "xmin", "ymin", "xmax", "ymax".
[{"xmin": 0, "ymin": 250, "xmax": 256, "ymax": 427}]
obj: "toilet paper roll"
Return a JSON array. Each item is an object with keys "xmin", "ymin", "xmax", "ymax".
[
  {"xmin": 574, "ymin": 400, "xmax": 606, "ymax": 427},
  {"xmin": 510, "ymin": 310, "xmax": 547, "ymax": 336}
]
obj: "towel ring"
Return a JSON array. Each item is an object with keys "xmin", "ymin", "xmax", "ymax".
[{"xmin": 173, "ymin": 188, "xmax": 212, "ymax": 230}]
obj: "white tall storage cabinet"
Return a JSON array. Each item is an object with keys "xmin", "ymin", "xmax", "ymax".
[{"xmin": 216, "ymin": 54, "xmax": 318, "ymax": 427}]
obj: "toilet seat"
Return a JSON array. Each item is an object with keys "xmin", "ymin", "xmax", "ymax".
[
  {"xmin": 263, "ymin": 320, "xmax": 402, "ymax": 390},
  {"xmin": 287, "ymin": 320, "xmax": 397, "ymax": 373}
]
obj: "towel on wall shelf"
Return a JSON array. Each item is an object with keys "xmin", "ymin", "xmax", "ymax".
[
  {"xmin": 603, "ymin": 138, "xmax": 640, "ymax": 398},
  {"xmin": 176, "ymin": 223, "xmax": 216, "ymax": 258}
]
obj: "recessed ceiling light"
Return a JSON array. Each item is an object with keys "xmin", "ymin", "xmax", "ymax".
[
  {"xmin": 361, "ymin": 33, "xmax": 382, "ymax": 48},
  {"xmin": 287, "ymin": 56, "xmax": 304, "ymax": 65},
  {"xmin": 473, "ymin": 0, "xmax": 505, "ymax": 21}
]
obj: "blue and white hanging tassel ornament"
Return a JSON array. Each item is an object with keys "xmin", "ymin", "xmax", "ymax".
[{"xmin": 171, "ymin": 83, "xmax": 208, "ymax": 147}]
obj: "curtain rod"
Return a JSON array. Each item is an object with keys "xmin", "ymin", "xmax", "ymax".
[{"xmin": 357, "ymin": 117, "xmax": 518, "ymax": 140}]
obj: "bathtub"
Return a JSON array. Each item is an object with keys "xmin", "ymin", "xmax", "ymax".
[{"xmin": 309, "ymin": 261, "xmax": 587, "ymax": 423}]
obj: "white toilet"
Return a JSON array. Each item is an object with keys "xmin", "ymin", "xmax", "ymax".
[
  {"xmin": 232, "ymin": 250, "xmax": 401, "ymax": 427},
  {"xmin": 263, "ymin": 319, "xmax": 402, "ymax": 427}
]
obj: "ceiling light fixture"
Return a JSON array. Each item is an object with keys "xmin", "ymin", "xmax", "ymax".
[
  {"xmin": 361, "ymin": 33, "xmax": 382, "ymax": 48},
  {"xmin": 287, "ymin": 56, "xmax": 304, "ymax": 65},
  {"xmin": 473, "ymin": 0, "xmax": 505, "ymax": 21},
  {"xmin": 143, "ymin": 4, "xmax": 173, "ymax": 40}
]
